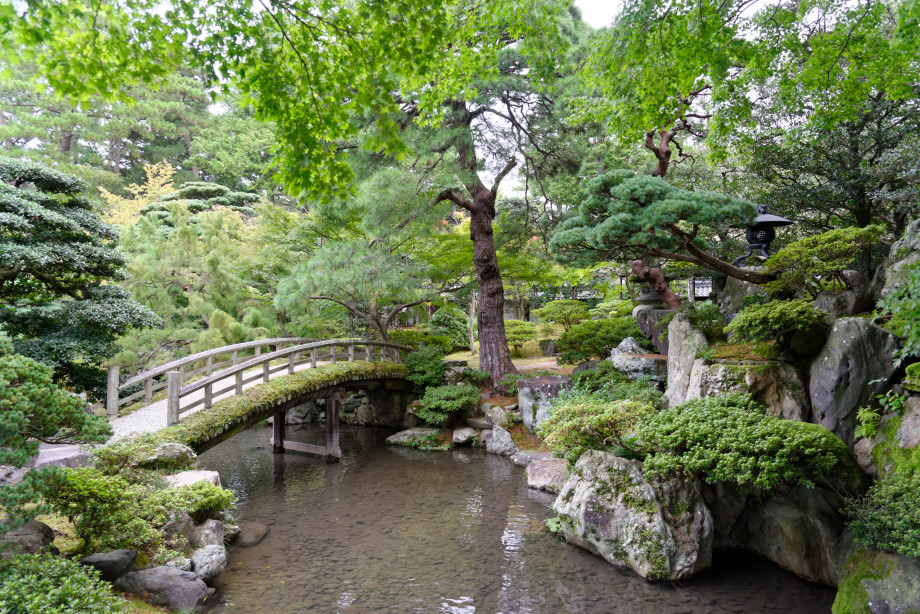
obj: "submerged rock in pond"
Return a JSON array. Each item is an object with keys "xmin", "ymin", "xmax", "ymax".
[
  {"xmin": 191, "ymin": 544, "xmax": 227, "ymax": 582},
  {"xmin": 484, "ymin": 425, "xmax": 518, "ymax": 456},
  {"xmin": 552, "ymin": 450, "xmax": 713, "ymax": 581},
  {"xmin": 114, "ymin": 566, "xmax": 208, "ymax": 610},
  {"xmin": 385, "ymin": 427, "xmax": 439, "ymax": 446},
  {"xmin": 236, "ymin": 521, "xmax": 270, "ymax": 547},
  {"xmin": 526, "ymin": 457, "xmax": 568, "ymax": 494},
  {"xmin": 79, "ymin": 549, "xmax": 137, "ymax": 581}
]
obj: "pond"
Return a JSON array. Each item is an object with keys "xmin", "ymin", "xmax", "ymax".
[{"xmin": 199, "ymin": 424, "xmax": 835, "ymax": 614}]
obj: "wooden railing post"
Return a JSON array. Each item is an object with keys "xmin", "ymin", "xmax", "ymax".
[
  {"xmin": 288, "ymin": 352, "xmax": 295, "ymax": 374},
  {"xmin": 310, "ymin": 348, "xmax": 317, "ymax": 368},
  {"xmin": 263, "ymin": 359, "xmax": 270, "ymax": 383},
  {"xmin": 331, "ymin": 344, "xmax": 337, "ymax": 364},
  {"xmin": 231, "ymin": 350, "xmax": 238, "ymax": 365},
  {"xmin": 144, "ymin": 377, "xmax": 152, "ymax": 403},
  {"xmin": 366, "ymin": 343, "xmax": 372, "ymax": 361},
  {"xmin": 205, "ymin": 355, "xmax": 213, "ymax": 376},
  {"xmin": 106, "ymin": 365, "xmax": 120, "ymax": 418},
  {"xmin": 348, "ymin": 343, "xmax": 355, "ymax": 362},
  {"xmin": 167, "ymin": 371, "xmax": 181, "ymax": 426},
  {"xmin": 204, "ymin": 382, "xmax": 213, "ymax": 409}
]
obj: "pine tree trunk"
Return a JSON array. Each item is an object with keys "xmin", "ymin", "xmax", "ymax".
[{"xmin": 470, "ymin": 205, "xmax": 516, "ymax": 383}]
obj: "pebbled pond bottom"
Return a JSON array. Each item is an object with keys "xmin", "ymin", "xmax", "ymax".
[{"xmin": 198, "ymin": 424, "xmax": 835, "ymax": 614}]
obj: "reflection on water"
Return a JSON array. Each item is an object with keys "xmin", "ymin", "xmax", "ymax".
[{"xmin": 198, "ymin": 425, "xmax": 834, "ymax": 614}]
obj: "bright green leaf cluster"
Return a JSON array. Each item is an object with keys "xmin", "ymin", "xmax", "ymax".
[
  {"xmin": 724, "ymin": 299, "xmax": 828, "ymax": 343},
  {"xmin": 415, "ymin": 384, "xmax": 480, "ymax": 427},
  {"xmin": 404, "ymin": 347, "xmax": 446, "ymax": 393},
  {"xmin": 556, "ymin": 316, "xmax": 647, "ymax": 364},
  {"xmin": 0, "ymin": 553, "xmax": 125, "ymax": 614},
  {"xmin": 846, "ymin": 461, "xmax": 920, "ymax": 557},
  {"xmin": 533, "ymin": 299, "xmax": 589, "ymax": 332},
  {"xmin": 504, "ymin": 320, "xmax": 538, "ymax": 356}
]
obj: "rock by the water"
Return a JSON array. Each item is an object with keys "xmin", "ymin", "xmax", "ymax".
[
  {"xmin": 223, "ymin": 523, "xmax": 241, "ymax": 543},
  {"xmin": 834, "ymin": 549, "xmax": 920, "ymax": 614},
  {"xmin": 161, "ymin": 510, "xmax": 195, "ymax": 551},
  {"xmin": 684, "ymin": 359, "xmax": 810, "ymax": 421},
  {"xmin": 510, "ymin": 451, "xmax": 553, "ymax": 467},
  {"xmin": 165, "ymin": 556, "xmax": 192, "ymax": 572},
  {"xmin": 810, "ymin": 318, "xmax": 898, "ymax": 445},
  {"xmin": 813, "ymin": 290, "xmax": 873, "ymax": 317},
  {"xmin": 236, "ymin": 521, "xmax": 270, "ymax": 547},
  {"xmin": 163, "ymin": 470, "xmax": 221, "ymax": 489},
  {"xmin": 552, "ymin": 450, "xmax": 713, "ymax": 581},
  {"xmin": 192, "ymin": 520, "xmax": 226, "ymax": 548},
  {"xmin": 0, "ymin": 520, "xmax": 57, "ymax": 558},
  {"xmin": 139, "ymin": 442, "xmax": 198, "ymax": 470},
  {"xmin": 452, "ymin": 426, "xmax": 477, "ymax": 445},
  {"xmin": 190, "ymin": 544, "xmax": 227, "ymax": 582},
  {"xmin": 483, "ymin": 404, "xmax": 509, "ymax": 427},
  {"xmin": 485, "ymin": 425, "xmax": 518, "ymax": 456},
  {"xmin": 385, "ymin": 427, "xmax": 439, "ymax": 446},
  {"xmin": 79, "ymin": 549, "xmax": 137, "ymax": 581},
  {"xmin": 518, "ymin": 375, "xmax": 571, "ymax": 433},
  {"xmin": 114, "ymin": 566, "xmax": 209, "ymax": 610},
  {"xmin": 466, "ymin": 417, "xmax": 491, "ymax": 430},
  {"xmin": 526, "ymin": 457, "xmax": 568, "ymax": 494},
  {"xmin": 739, "ymin": 484, "xmax": 853, "ymax": 585},
  {"xmin": 609, "ymin": 337, "xmax": 668, "ymax": 385},
  {"xmin": 665, "ymin": 314, "xmax": 709, "ymax": 408}
]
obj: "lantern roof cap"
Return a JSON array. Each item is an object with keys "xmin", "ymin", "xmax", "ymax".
[{"xmin": 734, "ymin": 205, "xmax": 794, "ymax": 228}]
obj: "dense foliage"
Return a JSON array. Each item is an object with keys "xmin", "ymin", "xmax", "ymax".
[
  {"xmin": 538, "ymin": 395, "xmax": 654, "ymax": 464},
  {"xmin": 724, "ymin": 299, "xmax": 828, "ymax": 343},
  {"xmin": 0, "ymin": 554, "xmax": 125, "ymax": 614},
  {"xmin": 141, "ymin": 181, "xmax": 259, "ymax": 219},
  {"xmin": 428, "ymin": 306, "xmax": 469, "ymax": 349},
  {"xmin": 569, "ymin": 361, "xmax": 664, "ymax": 409},
  {"xmin": 556, "ymin": 317, "xmax": 647, "ymax": 364},
  {"xmin": 404, "ymin": 347, "xmax": 446, "ymax": 393},
  {"xmin": 0, "ymin": 158, "xmax": 160, "ymax": 394},
  {"xmin": 763, "ymin": 226, "xmax": 885, "ymax": 297},
  {"xmin": 638, "ymin": 394, "xmax": 849, "ymax": 491},
  {"xmin": 880, "ymin": 262, "xmax": 920, "ymax": 361},
  {"xmin": 847, "ymin": 463, "xmax": 920, "ymax": 557},
  {"xmin": 388, "ymin": 330, "xmax": 453, "ymax": 354},
  {"xmin": 415, "ymin": 384, "xmax": 480, "ymax": 426},
  {"xmin": 533, "ymin": 299, "xmax": 589, "ymax": 331}
]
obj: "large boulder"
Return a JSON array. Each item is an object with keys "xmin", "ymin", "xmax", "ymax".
[
  {"xmin": 443, "ymin": 360, "xmax": 470, "ymax": 385},
  {"xmin": 191, "ymin": 519, "xmax": 226, "ymax": 548},
  {"xmin": 510, "ymin": 451, "xmax": 554, "ymax": 467},
  {"xmin": 896, "ymin": 396, "xmax": 920, "ymax": 450},
  {"xmin": 716, "ymin": 273, "xmax": 765, "ymax": 317},
  {"xmin": 114, "ymin": 566, "xmax": 209, "ymax": 610},
  {"xmin": 684, "ymin": 360, "xmax": 810, "ymax": 421},
  {"xmin": 665, "ymin": 314, "xmax": 709, "ymax": 408},
  {"xmin": 526, "ymin": 457, "xmax": 568, "ymax": 494},
  {"xmin": 634, "ymin": 308, "xmax": 673, "ymax": 355},
  {"xmin": 190, "ymin": 544, "xmax": 227, "ymax": 582},
  {"xmin": 814, "ymin": 291, "xmax": 874, "ymax": 318},
  {"xmin": 810, "ymin": 318, "xmax": 899, "ymax": 445},
  {"xmin": 552, "ymin": 451, "xmax": 713, "ymax": 581},
  {"xmin": 161, "ymin": 510, "xmax": 195, "ymax": 551},
  {"xmin": 452, "ymin": 426, "xmax": 478, "ymax": 445},
  {"xmin": 0, "ymin": 521, "xmax": 57, "ymax": 558},
  {"xmin": 484, "ymin": 425, "xmax": 518, "ymax": 457},
  {"xmin": 877, "ymin": 218, "xmax": 920, "ymax": 299},
  {"xmin": 738, "ymin": 484, "xmax": 853, "ymax": 585},
  {"xmin": 609, "ymin": 337, "xmax": 668, "ymax": 385},
  {"xmin": 79, "ymin": 549, "xmax": 137, "ymax": 581},
  {"xmin": 835, "ymin": 549, "xmax": 920, "ymax": 614},
  {"xmin": 518, "ymin": 375, "xmax": 571, "ymax": 433}
]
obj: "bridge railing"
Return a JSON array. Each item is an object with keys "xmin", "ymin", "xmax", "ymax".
[{"xmin": 106, "ymin": 338, "xmax": 411, "ymax": 426}]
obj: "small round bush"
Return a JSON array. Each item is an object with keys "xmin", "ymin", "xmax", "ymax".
[
  {"xmin": 416, "ymin": 385, "xmax": 480, "ymax": 426},
  {"xmin": 538, "ymin": 393, "xmax": 655, "ymax": 464},
  {"xmin": 724, "ymin": 299, "xmax": 828, "ymax": 343},
  {"xmin": 504, "ymin": 320, "xmax": 537, "ymax": 356},
  {"xmin": 556, "ymin": 317, "xmax": 646, "ymax": 364},
  {"xmin": 533, "ymin": 299, "xmax": 590, "ymax": 331},
  {"xmin": 638, "ymin": 393, "xmax": 848, "ymax": 491},
  {"xmin": 404, "ymin": 347, "xmax": 446, "ymax": 393},
  {"xmin": 428, "ymin": 306, "xmax": 469, "ymax": 348},
  {"xmin": 0, "ymin": 554, "xmax": 125, "ymax": 613}
]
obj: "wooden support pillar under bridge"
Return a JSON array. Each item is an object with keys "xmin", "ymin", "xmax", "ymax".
[{"xmin": 271, "ymin": 389, "xmax": 343, "ymax": 462}]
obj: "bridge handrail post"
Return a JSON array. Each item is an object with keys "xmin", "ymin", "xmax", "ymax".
[
  {"xmin": 106, "ymin": 365, "xmax": 120, "ymax": 418},
  {"xmin": 205, "ymin": 355, "xmax": 213, "ymax": 376},
  {"xmin": 365, "ymin": 343, "xmax": 372, "ymax": 361},
  {"xmin": 262, "ymin": 359, "xmax": 270, "ymax": 383},
  {"xmin": 204, "ymin": 381, "xmax": 213, "ymax": 409},
  {"xmin": 144, "ymin": 377, "xmax": 152, "ymax": 403},
  {"xmin": 310, "ymin": 348, "xmax": 317, "ymax": 368},
  {"xmin": 167, "ymin": 371, "xmax": 181, "ymax": 426},
  {"xmin": 331, "ymin": 344, "xmax": 337, "ymax": 364},
  {"xmin": 288, "ymin": 352, "xmax": 295, "ymax": 374},
  {"xmin": 348, "ymin": 343, "xmax": 355, "ymax": 362}
]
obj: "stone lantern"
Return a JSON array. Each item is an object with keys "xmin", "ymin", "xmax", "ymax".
[{"xmin": 732, "ymin": 205, "xmax": 794, "ymax": 266}]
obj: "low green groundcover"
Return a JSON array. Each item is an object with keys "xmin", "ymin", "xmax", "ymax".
[{"xmin": 0, "ymin": 554, "xmax": 124, "ymax": 613}]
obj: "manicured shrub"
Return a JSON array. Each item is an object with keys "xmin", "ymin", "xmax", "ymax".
[
  {"xmin": 504, "ymin": 320, "xmax": 537, "ymax": 356},
  {"xmin": 91, "ymin": 433, "xmax": 196, "ymax": 481},
  {"xmin": 764, "ymin": 225, "xmax": 884, "ymax": 297},
  {"xmin": 637, "ymin": 393, "xmax": 848, "ymax": 491},
  {"xmin": 416, "ymin": 385, "xmax": 480, "ymax": 426},
  {"xmin": 556, "ymin": 317, "xmax": 646, "ymax": 364},
  {"xmin": 846, "ymin": 463, "xmax": 920, "ymax": 557},
  {"xmin": 683, "ymin": 302, "xmax": 724, "ymax": 340},
  {"xmin": 146, "ymin": 481, "xmax": 236, "ymax": 525},
  {"xmin": 533, "ymin": 299, "xmax": 590, "ymax": 331},
  {"xmin": 404, "ymin": 347, "xmax": 446, "ymax": 393},
  {"xmin": 589, "ymin": 298, "xmax": 635, "ymax": 318},
  {"xmin": 724, "ymin": 299, "xmax": 828, "ymax": 343},
  {"xmin": 570, "ymin": 361, "xmax": 664, "ymax": 408},
  {"xmin": 538, "ymin": 393, "xmax": 655, "ymax": 464},
  {"xmin": 456, "ymin": 368, "xmax": 491, "ymax": 386},
  {"xmin": 428, "ymin": 306, "xmax": 469, "ymax": 348},
  {"xmin": 0, "ymin": 554, "xmax": 125, "ymax": 613},
  {"xmin": 44, "ymin": 468, "xmax": 160, "ymax": 554},
  {"xmin": 880, "ymin": 262, "xmax": 920, "ymax": 362}
]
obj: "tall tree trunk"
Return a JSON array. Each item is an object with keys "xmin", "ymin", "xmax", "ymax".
[
  {"xmin": 469, "ymin": 203, "xmax": 516, "ymax": 383},
  {"xmin": 59, "ymin": 132, "xmax": 74, "ymax": 154},
  {"xmin": 184, "ymin": 132, "xmax": 200, "ymax": 179},
  {"xmin": 111, "ymin": 138, "xmax": 122, "ymax": 173},
  {"xmin": 468, "ymin": 293, "xmax": 477, "ymax": 356}
]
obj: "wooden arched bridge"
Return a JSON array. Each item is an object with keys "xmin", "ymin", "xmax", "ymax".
[{"xmin": 105, "ymin": 338, "xmax": 412, "ymax": 459}]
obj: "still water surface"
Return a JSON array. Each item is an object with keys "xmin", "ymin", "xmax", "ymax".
[{"xmin": 198, "ymin": 424, "xmax": 835, "ymax": 614}]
